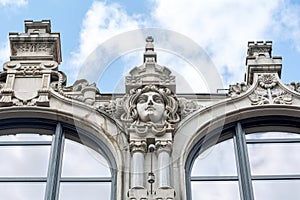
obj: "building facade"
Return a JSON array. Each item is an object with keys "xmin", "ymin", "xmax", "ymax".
[{"xmin": 1, "ymin": 20, "xmax": 300, "ymax": 200}]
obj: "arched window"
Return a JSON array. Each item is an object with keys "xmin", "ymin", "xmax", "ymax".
[
  {"xmin": 0, "ymin": 118, "xmax": 115, "ymax": 200},
  {"xmin": 186, "ymin": 117, "xmax": 300, "ymax": 200}
]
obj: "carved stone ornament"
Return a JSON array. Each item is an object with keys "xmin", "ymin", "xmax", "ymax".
[
  {"xmin": 287, "ymin": 82, "xmax": 300, "ymax": 93},
  {"xmin": 129, "ymin": 140, "xmax": 147, "ymax": 153},
  {"xmin": 3, "ymin": 61, "xmax": 58, "ymax": 72},
  {"xmin": 155, "ymin": 140, "xmax": 172, "ymax": 154},
  {"xmin": 14, "ymin": 42, "xmax": 53, "ymax": 55},
  {"xmin": 0, "ymin": 61, "xmax": 57, "ymax": 107},
  {"xmin": 177, "ymin": 98, "xmax": 202, "ymax": 119},
  {"xmin": 258, "ymin": 74, "xmax": 277, "ymax": 89},
  {"xmin": 228, "ymin": 82, "xmax": 249, "ymax": 97},
  {"xmin": 249, "ymin": 74, "xmax": 292, "ymax": 105},
  {"xmin": 121, "ymin": 85, "xmax": 180, "ymax": 137},
  {"xmin": 69, "ymin": 79, "xmax": 99, "ymax": 105},
  {"xmin": 51, "ymin": 76, "xmax": 99, "ymax": 106},
  {"xmin": 98, "ymin": 98, "xmax": 125, "ymax": 119}
]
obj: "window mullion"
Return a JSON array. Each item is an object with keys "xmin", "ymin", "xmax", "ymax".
[
  {"xmin": 45, "ymin": 123, "xmax": 65, "ymax": 200},
  {"xmin": 234, "ymin": 122, "xmax": 254, "ymax": 200}
]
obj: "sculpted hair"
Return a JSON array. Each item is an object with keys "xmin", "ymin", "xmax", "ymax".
[{"xmin": 121, "ymin": 85, "xmax": 180, "ymax": 125}]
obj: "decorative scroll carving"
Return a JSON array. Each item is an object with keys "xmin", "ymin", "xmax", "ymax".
[
  {"xmin": 51, "ymin": 75, "xmax": 99, "ymax": 105},
  {"xmin": 178, "ymin": 98, "xmax": 202, "ymax": 118},
  {"xmin": 98, "ymin": 98, "xmax": 125, "ymax": 119},
  {"xmin": 228, "ymin": 82, "xmax": 249, "ymax": 97},
  {"xmin": 129, "ymin": 140, "xmax": 147, "ymax": 153},
  {"xmin": 71, "ymin": 79, "xmax": 99, "ymax": 105},
  {"xmin": 287, "ymin": 82, "xmax": 300, "ymax": 93},
  {"xmin": 3, "ymin": 61, "xmax": 58, "ymax": 72},
  {"xmin": 155, "ymin": 140, "xmax": 172, "ymax": 154},
  {"xmin": 249, "ymin": 74, "xmax": 292, "ymax": 105}
]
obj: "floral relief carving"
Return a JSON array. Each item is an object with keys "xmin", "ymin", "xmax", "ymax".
[
  {"xmin": 178, "ymin": 98, "xmax": 202, "ymax": 118},
  {"xmin": 249, "ymin": 74, "xmax": 292, "ymax": 105},
  {"xmin": 249, "ymin": 87, "xmax": 270, "ymax": 105},
  {"xmin": 258, "ymin": 74, "xmax": 277, "ymax": 89}
]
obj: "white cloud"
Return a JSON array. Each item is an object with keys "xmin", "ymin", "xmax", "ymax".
[
  {"xmin": 270, "ymin": 1, "xmax": 300, "ymax": 52},
  {"xmin": 66, "ymin": 1, "xmax": 142, "ymax": 83},
  {"xmin": 0, "ymin": 0, "xmax": 27, "ymax": 6},
  {"xmin": 150, "ymin": 0, "xmax": 285, "ymax": 85},
  {"xmin": 67, "ymin": 0, "xmax": 300, "ymax": 91}
]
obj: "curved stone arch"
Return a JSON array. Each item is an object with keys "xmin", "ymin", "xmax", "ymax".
[
  {"xmin": 0, "ymin": 107, "xmax": 125, "ymax": 199},
  {"xmin": 172, "ymin": 104, "xmax": 300, "ymax": 200}
]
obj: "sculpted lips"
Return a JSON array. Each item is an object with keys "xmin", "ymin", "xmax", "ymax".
[{"xmin": 145, "ymin": 106, "xmax": 155, "ymax": 111}]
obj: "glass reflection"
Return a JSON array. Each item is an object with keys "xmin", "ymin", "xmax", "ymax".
[
  {"xmin": 246, "ymin": 132, "xmax": 300, "ymax": 139},
  {"xmin": 253, "ymin": 180, "xmax": 300, "ymax": 200},
  {"xmin": 0, "ymin": 183, "xmax": 46, "ymax": 200},
  {"xmin": 0, "ymin": 146, "xmax": 50, "ymax": 177},
  {"xmin": 248, "ymin": 143, "xmax": 300, "ymax": 175},
  {"xmin": 61, "ymin": 139, "xmax": 111, "ymax": 177},
  {"xmin": 192, "ymin": 181, "xmax": 240, "ymax": 200},
  {"xmin": 59, "ymin": 182, "xmax": 111, "ymax": 200},
  {"xmin": 191, "ymin": 139, "xmax": 237, "ymax": 176}
]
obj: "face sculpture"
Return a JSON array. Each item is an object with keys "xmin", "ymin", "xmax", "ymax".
[{"xmin": 136, "ymin": 91, "xmax": 165, "ymax": 123}]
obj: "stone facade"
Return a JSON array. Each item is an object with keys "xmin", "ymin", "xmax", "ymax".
[{"xmin": 1, "ymin": 20, "xmax": 300, "ymax": 200}]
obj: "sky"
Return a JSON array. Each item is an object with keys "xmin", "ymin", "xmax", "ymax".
[
  {"xmin": 1, "ymin": 1, "xmax": 300, "ymax": 199},
  {"xmin": 1, "ymin": 0, "xmax": 300, "ymax": 93}
]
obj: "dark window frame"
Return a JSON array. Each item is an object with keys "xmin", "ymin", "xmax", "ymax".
[
  {"xmin": 186, "ymin": 116, "xmax": 300, "ymax": 200},
  {"xmin": 0, "ymin": 118, "xmax": 117, "ymax": 200}
]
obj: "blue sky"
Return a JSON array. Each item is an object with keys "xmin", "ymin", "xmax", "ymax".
[{"xmin": 1, "ymin": 0, "xmax": 300, "ymax": 93}]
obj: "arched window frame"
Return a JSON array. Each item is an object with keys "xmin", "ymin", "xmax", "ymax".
[
  {"xmin": 186, "ymin": 116, "xmax": 300, "ymax": 200},
  {"xmin": 0, "ymin": 118, "xmax": 117, "ymax": 200}
]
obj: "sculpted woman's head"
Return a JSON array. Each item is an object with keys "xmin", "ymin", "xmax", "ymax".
[
  {"xmin": 136, "ymin": 91, "xmax": 165, "ymax": 123},
  {"xmin": 122, "ymin": 85, "xmax": 180, "ymax": 125}
]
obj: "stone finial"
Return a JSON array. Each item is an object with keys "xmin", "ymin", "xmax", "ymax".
[
  {"xmin": 126, "ymin": 36, "xmax": 176, "ymax": 93},
  {"xmin": 144, "ymin": 36, "xmax": 157, "ymax": 63},
  {"xmin": 9, "ymin": 20, "xmax": 62, "ymax": 64},
  {"xmin": 145, "ymin": 36, "xmax": 154, "ymax": 49},
  {"xmin": 245, "ymin": 41, "xmax": 282, "ymax": 85}
]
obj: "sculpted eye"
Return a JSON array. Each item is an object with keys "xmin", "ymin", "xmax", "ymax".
[
  {"xmin": 153, "ymin": 95, "xmax": 164, "ymax": 104},
  {"xmin": 137, "ymin": 95, "xmax": 147, "ymax": 103}
]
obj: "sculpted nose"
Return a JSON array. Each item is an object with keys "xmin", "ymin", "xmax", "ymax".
[{"xmin": 148, "ymin": 99, "xmax": 153, "ymax": 105}]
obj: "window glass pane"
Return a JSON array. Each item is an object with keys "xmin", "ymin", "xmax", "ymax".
[
  {"xmin": 0, "ymin": 146, "xmax": 51, "ymax": 177},
  {"xmin": 59, "ymin": 182, "xmax": 110, "ymax": 200},
  {"xmin": 61, "ymin": 139, "xmax": 111, "ymax": 177},
  {"xmin": 253, "ymin": 180, "xmax": 300, "ymax": 200},
  {"xmin": 248, "ymin": 143, "xmax": 300, "ymax": 175},
  {"xmin": 0, "ymin": 183, "xmax": 46, "ymax": 200},
  {"xmin": 0, "ymin": 134, "xmax": 52, "ymax": 141},
  {"xmin": 191, "ymin": 181, "xmax": 240, "ymax": 200},
  {"xmin": 191, "ymin": 139, "xmax": 237, "ymax": 176},
  {"xmin": 246, "ymin": 132, "xmax": 300, "ymax": 139}
]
